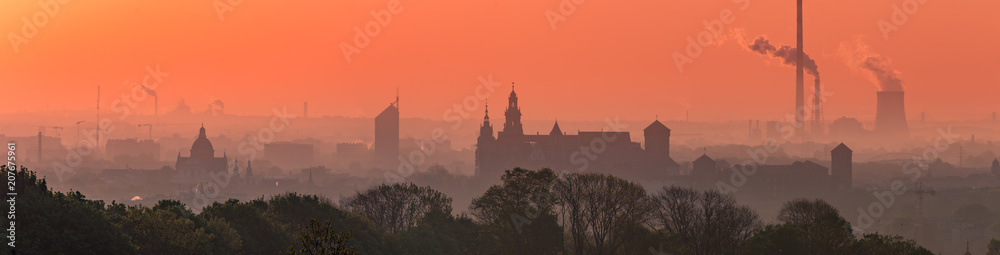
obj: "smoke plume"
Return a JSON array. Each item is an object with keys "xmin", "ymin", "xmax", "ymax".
[
  {"xmin": 838, "ymin": 37, "xmax": 903, "ymax": 92},
  {"xmin": 746, "ymin": 36, "xmax": 820, "ymax": 78},
  {"xmin": 141, "ymin": 85, "xmax": 157, "ymax": 96},
  {"xmin": 212, "ymin": 99, "xmax": 225, "ymax": 113}
]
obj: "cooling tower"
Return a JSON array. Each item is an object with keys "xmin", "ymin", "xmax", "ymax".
[{"xmin": 874, "ymin": 91, "xmax": 909, "ymax": 137}]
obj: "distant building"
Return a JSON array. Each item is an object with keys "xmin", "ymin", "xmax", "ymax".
[
  {"xmin": 174, "ymin": 125, "xmax": 228, "ymax": 182},
  {"xmin": 1, "ymin": 133, "xmax": 65, "ymax": 163},
  {"xmin": 831, "ymin": 143, "xmax": 853, "ymax": 189},
  {"xmin": 992, "ymin": 158, "xmax": 999, "ymax": 176},
  {"xmin": 475, "ymin": 86, "xmax": 680, "ymax": 179},
  {"xmin": 765, "ymin": 121, "xmax": 782, "ymax": 140},
  {"xmin": 374, "ymin": 95, "xmax": 399, "ymax": 168},
  {"xmin": 691, "ymin": 143, "xmax": 854, "ymax": 200},
  {"xmin": 829, "ymin": 117, "xmax": 866, "ymax": 138},
  {"xmin": 264, "ymin": 142, "xmax": 314, "ymax": 168},
  {"xmin": 336, "ymin": 142, "xmax": 370, "ymax": 162},
  {"xmin": 106, "ymin": 138, "xmax": 160, "ymax": 163}
]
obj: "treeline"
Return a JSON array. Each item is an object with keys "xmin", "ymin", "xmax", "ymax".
[{"xmin": 5, "ymin": 166, "xmax": 934, "ymax": 254}]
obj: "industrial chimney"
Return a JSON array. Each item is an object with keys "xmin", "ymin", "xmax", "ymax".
[{"xmin": 875, "ymin": 91, "xmax": 910, "ymax": 137}]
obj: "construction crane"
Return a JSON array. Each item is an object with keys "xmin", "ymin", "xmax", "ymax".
[
  {"xmin": 38, "ymin": 126, "xmax": 64, "ymax": 137},
  {"xmin": 138, "ymin": 124, "xmax": 153, "ymax": 140}
]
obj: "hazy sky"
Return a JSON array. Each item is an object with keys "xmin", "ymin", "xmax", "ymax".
[{"xmin": 2, "ymin": 0, "xmax": 997, "ymax": 122}]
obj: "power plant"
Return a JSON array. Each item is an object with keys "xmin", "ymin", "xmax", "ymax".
[{"xmin": 874, "ymin": 91, "xmax": 910, "ymax": 137}]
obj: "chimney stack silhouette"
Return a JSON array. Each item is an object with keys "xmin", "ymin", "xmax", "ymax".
[
  {"xmin": 795, "ymin": 0, "xmax": 804, "ymax": 134},
  {"xmin": 875, "ymin": 91, "xmax": 909, "ymax": 137}
]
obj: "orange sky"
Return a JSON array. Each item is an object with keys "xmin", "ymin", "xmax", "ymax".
[{"xmin": 2, "ymin": 0, "xmax": 998, "ymax": 122}]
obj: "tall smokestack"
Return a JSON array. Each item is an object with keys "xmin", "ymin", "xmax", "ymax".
[
  {"xmin": 875, "ymin": 91, "xmax": 910, "ymax": 137},
  {"xmin": 796, "ymin": 0, "xmax": 804, "ymax": 134},
  {"xmin": 812, "ymin": 78, "xmax": 823, "ymax": 135},
  {"xmin": 304, "ymin": 102, "xmax": 309, "ymax": 118}
]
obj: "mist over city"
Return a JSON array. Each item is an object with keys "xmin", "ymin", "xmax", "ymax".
[{"xmin": 2, "ymin": 0, "xmax": 999, "ymax": 254}]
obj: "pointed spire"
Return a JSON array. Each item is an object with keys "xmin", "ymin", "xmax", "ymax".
[{"xmin": 550, "ymin": 120, "xmax": 562, "ymax": 136}]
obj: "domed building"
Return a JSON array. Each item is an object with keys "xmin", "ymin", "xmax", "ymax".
[{"xmin": 174, "ymin": 125, "xmax": 228, "ymax": 182}]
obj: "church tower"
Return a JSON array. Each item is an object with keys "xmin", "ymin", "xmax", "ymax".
[
  {"xmin": 503, "ymin": 84, "xmax": 523, "ymax": 136},
  {"xmin": 475, "ymin": 102, "xmax": 496, "ymax": 176}
]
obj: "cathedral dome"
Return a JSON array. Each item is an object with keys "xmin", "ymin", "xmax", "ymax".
[{"xmin": 190, "ymin": 125, "xmax": 215, "ymax": 158}]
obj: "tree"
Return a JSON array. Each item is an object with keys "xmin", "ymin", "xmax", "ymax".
[
  {"xmin": 265, "ymin": 193, "xmax": 388, "ymax": 254},
  {"xmin": 556, "ymin": 172, "xmax": 655, "ymax": 255},
  {"xmin": 740, "ymin": 224, "xmax": 809, "ymax": 255},
  {"xmin": 287, "ymin": 219, "xmax": 359, "ymax": 255},
  {"xmin": 201, "ymin": 198, "xmax": 290, "ymax": 255},
  {"xmin": 3, "ymin": 166, "xmax": 137, "ymax": 254},
  {"xmin": 776, "ymin": 198, "xmax": 854, "ymax": 254},
  {"xmin": 650, "ymin": 186, "xmax": 762, "ymax": 255},
  {"xmin": 469, "ymin": 168, "xmax": 562, "ymax": 255},
  {"xmin": 109, "ymin": 200, "xmax": 242, "ymax": 255},
  {"xmin": 989, "ymin": 238, "xmax": 1000, "ymax": 255},
  {"xmin": 394, "ymin": 210, "xmax": 488, "ymax": 255},
  {"xmin": 852, "ymin": 233, "xmax": 933, "ymax": 255},
  {"xmin": 341, "ymin": 183, "xmax": 452, "ymax": 234}
]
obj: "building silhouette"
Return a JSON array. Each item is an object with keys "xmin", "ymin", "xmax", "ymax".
[
  {"xmin": 174, "ymin": 125, "xmax": 228, "ymax": 182},
  {"xmin": 264, "ymin": 142, "xmax": 314, "ymax": 168},
  {"xmin": 106, "ymin": 138, "xmax": 160, "ymax": 163},
  {"xmin": 689, "ymin": 143, "xmax": 854, "ymax": 200},
  {"xmin": 475, "ymin": 86, "xmax": 680, "ymax": 179},
  {"xmin": 374, "ymin": 94, "xmax": 399, "ymax": 168},
  {"xmin": 992, "ymin": 158, "xmax": 999, "ymax": 176}
]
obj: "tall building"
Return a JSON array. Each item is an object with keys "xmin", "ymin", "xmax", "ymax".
[
  {"xmin": 374, "ymin": 94, "xmax": 400, "ymax": 168},
  {"xmin": 174, "ymin": 125, "xmax": 228, "ymax": 182},
  {"xmin": 475, "ymin": 87, "xmax": 679, "ymax": 179}
]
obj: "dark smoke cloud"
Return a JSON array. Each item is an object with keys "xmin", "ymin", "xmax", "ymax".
[
  {"xmin": 141, "ymin": 85, "xmax": 156, "ymax": 96},
  {"xmin": 747, "ymin": 36, "xmax": 820, "ymax": 78},
  {"xmin": 212, "ymin": 99, "xmax": 224, "ymax": 110}
]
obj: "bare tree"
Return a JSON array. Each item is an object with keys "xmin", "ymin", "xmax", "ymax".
[
  {"xmin": 556, "ymin": 173, "xmax": 655, "ymax": 255},
  {"xmin": 651, "ymin": 186, "xmax": 762, "ymax": 255},
  {"xmin": 340, "ymin": 183, "xmax": 451, "ymax": 234}
]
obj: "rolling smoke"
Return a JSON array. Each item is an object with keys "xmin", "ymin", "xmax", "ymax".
[
  {"xmin": 212, "ymin": 99, "xmax": 225, "ymax": 113},
  {"xmin": 838, "ymin": 37, "xmax": 903, "ymax": 92},
  {"xmin": 861, "ymin": 56, "xmax": 903, "ymax": 92},
  {"xmin": 747, "ymin": 36, "xmax": 820, "ymax": 78}
]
